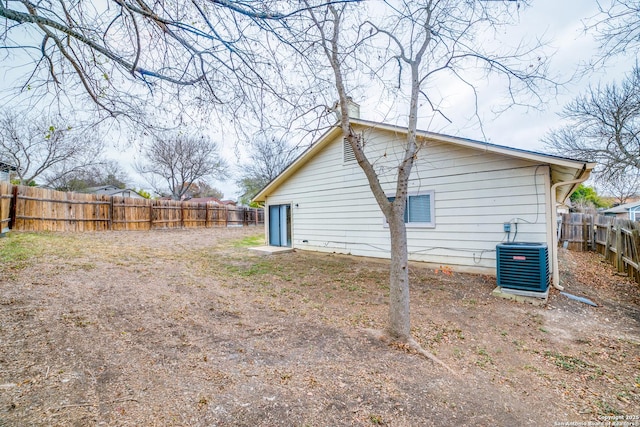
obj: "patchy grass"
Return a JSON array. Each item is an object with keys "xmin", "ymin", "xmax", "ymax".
[
  {"xmin": 225, "ymin": 260, "xmax": 273, "ymax": 277},
  {"xmin": 544, "ymin": 351, "xmax": 590, "ymax": 372},
  {"xmin": 0, "ymin": 233, "xmax": 48, "ymax": 265},
  {"xmin": 0, "ymin": 232, "xmax": 79, "ymax": 275},
  {"xmin": 0, "ymin": 228, "xmax": 638, "ymax": 426},
  {"xmin": 232, "ymin": 234, "xmax": 264, "ymax": 247},
  {"xmin": 475, "ymin": 347, "xmax": 494, "ymax": 368}
]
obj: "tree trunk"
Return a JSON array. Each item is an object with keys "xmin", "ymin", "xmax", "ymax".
[{"xmin": 387, "ymin": 211, "xmax": 411, "ymax": 340}]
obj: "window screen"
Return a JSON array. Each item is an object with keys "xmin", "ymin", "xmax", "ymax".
[
  {"xmin": 407, "ymin": 194, "xmax": 431, "ymax": 223},
  {"xmin": 386, "ymin": 192, "xmax": 434, "ymax": 226}
]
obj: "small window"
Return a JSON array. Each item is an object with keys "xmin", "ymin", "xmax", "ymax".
[
  {"xmin": 386, "ymin": 191, "xmax": 435, "ymax": 227},
  {"xmin": 343, "ymin": 138, "xmax": 356, "ymax": 163}
]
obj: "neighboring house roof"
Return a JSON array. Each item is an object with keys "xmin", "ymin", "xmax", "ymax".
[
  {"xmin": 253, "ymin": 118, "xmax": 596, "ymax": 203},
  {"xmin": 0, "ymin": 161, "xmax": 17, "ymax": 172},
  {"xmin": 186, "ymin": 197, "xmax": 222, "ymax": 204},
  {"xmin": 602, "ymin": 201, "xmax": 640, "ymax": 214},
  {"xmin": 84, "ymin": 186, "xmax": 143, "ymax": 198},
  {"xmin": 84, "ymin": 185, "xmax": 120, "ymax": 193},
  {"xmin": 107, "ymin": 189, "xmax": 144, "ymax": 198}
]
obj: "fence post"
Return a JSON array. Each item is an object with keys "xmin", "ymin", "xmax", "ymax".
[
  {"xmin": 8, "ymin": 185, "xmax": 18, "ymax": 230},
  {"xmin": 629, "ymin": 227, "xmax": 638, "ymax": 281},
  {"xmin": 181, "ymin": 202, "xmax": 185, "ymax": 229},
  {"xmin": 149, "ymin": 202, "xmax": 154, "ymax": 230},
  {"xmin": 615, "ymin": 223, "xmax": 623, "ymax": 273},
  {"xmin": 109, "ymin": 197, "xmax": 114, "ymax": 231},
  {"xmin": 632, "ymin": 228, "xmax": 640, "ymax": 283},
  {"xmin": 604, "ymin": 223, "xmax": 612, "ymax": 261}
]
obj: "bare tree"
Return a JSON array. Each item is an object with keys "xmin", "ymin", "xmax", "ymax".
[
  {"xmin": 590, "ymin": 0, "xmax": 640, "ymax": 62},
  {"xmin": 48, "ymin": 159, "xmax": 131, "ymax": 192},
  {"xmin": 544, "ymin": 66, "xmax": 640, "ymax": 180},
  {"xmin": 0, "ymin": 0, "xmax": 358, "ymax": 130},
  {"xmin": 237, "ymin": 134, "xmax": 301, "ymax": 205},
  {"xmin": 596, "ymin": 168, "xmax": 640, "ymax": 204},
  {"xmin": 136, "ymin": 134, "xmax": 227, "ymax": 200},
  {"xmin": 293, "ymin": 0, "xmax": 552, "ymax": 343},
  {"xmin": 0, "ymin": 111, "xmax": 104, "ymax": 185},
  {"xmin": 186, "ymin": 181, "xmax": 224, "ymax": 199}
]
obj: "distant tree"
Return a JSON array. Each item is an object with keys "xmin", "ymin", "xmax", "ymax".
[
  {"xmin": 570, "ymin": 184, "xmax": 610, "ymax": 210},
  {"xmin": 0, "ymin": 111, "xmax": 103, "ymax": 186},
  {"xmin": 543, "ymin": 67, "xmax": 640, "ymax": 180},
  {"xmin": 10, "ymin": 178, "xmax": 37, "ymax": 186},
  {"xmin": 135, "ymin": 188, "xmax": 152, "ymax": 199},
  {"xmin": 237, "ymin": 135, "xmax": 301, "ymax": 205},
  {"xmin": 237, "ymin": 176, "xmax": 267, "ymax": 207},
  {"xmin": 596, "ymin": 168, "xmax": 640, "ymax": 205},
  {"xmin": 136, "ymin": 134, "xmax": 227, "ymax": 201},
  {"xmin": 49, "ymin": 160, "xmax": 130, "ymax": 192},
  {"xmin": 590, "ymin": 0, "xmax": 640, "ymax": 62},
  {"xmin": 184, "ymin": 181, "xmax": 224, "ymax": 199}
]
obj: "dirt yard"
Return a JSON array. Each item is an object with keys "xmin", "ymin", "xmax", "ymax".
[{"xmin": 0, "ymin": 228, "xmax": 638, "ymax": 426}]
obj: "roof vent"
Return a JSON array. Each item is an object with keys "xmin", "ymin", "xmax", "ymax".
[{"xmin": 343, "ymin": 138, "xmax": 356, "ymax": 163}]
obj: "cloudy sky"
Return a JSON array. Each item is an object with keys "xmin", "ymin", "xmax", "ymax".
[
  {"xmin": 361, "ymin": 0, "xmax": 633, "ymax": 149},
  {"xmin": 0, "ymin": 0, "xmax": 635, "ymax": 199},
  {"xmin": 455, "ymin": 0, "xmax": 632, "ymax": 149}
]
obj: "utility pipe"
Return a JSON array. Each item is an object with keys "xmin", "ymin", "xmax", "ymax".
[{"xmin": 549, "ymin": 169, "xmax": 591, "ymax": 290}]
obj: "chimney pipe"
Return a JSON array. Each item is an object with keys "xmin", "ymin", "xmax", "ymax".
[{"xmin": 332, "ymin": 97, "xmax": 360, "ymax": 120}]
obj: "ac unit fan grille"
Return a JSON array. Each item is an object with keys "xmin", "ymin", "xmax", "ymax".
[{"xmin": 496, "ymin": 243, "xmax": 549, "ymax": 292}]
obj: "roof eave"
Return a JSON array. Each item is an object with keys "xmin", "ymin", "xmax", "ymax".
[
  {"xmin": 552, "ymin": 164, "xmax": 595, "ymax": 205},
  {"xmin": 253, "ymin": 118, "xmax": 596, "ymax": 203},
  {"xmin": 349, "ymin": 118, "xmax": 594, "ymax": 170}
]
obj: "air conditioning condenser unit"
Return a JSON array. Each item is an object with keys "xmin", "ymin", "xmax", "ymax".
[{"xmin": 496, "ymin": 242, "xmax": 549, "ymax": 292}]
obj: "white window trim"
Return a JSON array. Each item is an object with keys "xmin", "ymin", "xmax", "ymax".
[{"xmin": 383, "ymin": 190, "xmax": 436, "ymax": 229}]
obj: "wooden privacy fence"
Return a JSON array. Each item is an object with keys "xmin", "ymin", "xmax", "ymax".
[
  {"xmin": 559, "ymin": 213, "xmax": 640, "ymax": 284},
  {"xmin": 558, "ymin": 212, "xmax": 595, "ymax": 252},
  {"xmin": 0, "ymin": 184, "xmax": 263, "ymax": 232}
]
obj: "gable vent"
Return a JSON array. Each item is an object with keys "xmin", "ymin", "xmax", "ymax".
[{"xmin": 343, "ymin": 138, "xmax": 356, "ymax": 163}]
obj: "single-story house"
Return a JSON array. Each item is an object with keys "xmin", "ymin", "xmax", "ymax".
[
  {"xmin": 84, "ymin": 185, "xmax": 145, "ymax": 199},
  {"xmin": 253, "ymin": 117, "xmax": 595, "ymax": 289},
  {"xmin": 0, "ymin": 161, "xmax": 17, "ymax": 182},
  {"xmin": 602, "ymin": 200, "xmax": 640, "ymax": 220}
]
